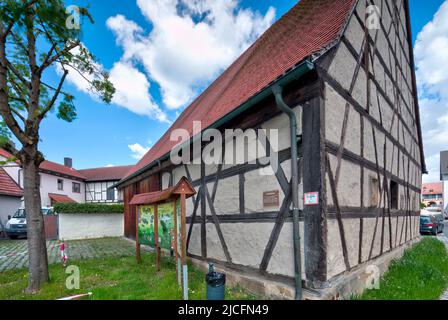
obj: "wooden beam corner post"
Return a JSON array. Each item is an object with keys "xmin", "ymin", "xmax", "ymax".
[
  {"xmin": 136, "ymin": 206, "xmax": 141, "ymax": 264},
  {"xmin": 302, "ymin": 93, "xmax": 327, "ymax": 287},
  {"xmin": 173, "ymin": 199, "xmax": 180, "ymax": 285},
  {"xmin": 154, "ymin": 204, "xmax": 160, "ymax": 272},
  {"xmin": 181, "ymin": 193, "xmax": 188, "ymax": 300}
]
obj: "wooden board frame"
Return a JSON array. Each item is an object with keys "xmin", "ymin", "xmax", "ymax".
[{"xmin": 133, "ymin": 176, "xmax": 195, "ymax": 300}]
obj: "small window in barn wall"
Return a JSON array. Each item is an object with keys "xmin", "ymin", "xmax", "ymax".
[
  {"xmin": 390, "ymin": 180, "xmax": 399, "ymax": 209},
  {"xmin": 369, "ymin": 177, "xmax": 379, "ymax": 207},
  {"xmin": 57, "ymin": 179, "xmax": 64, "ymax": 190},
  {"xmin": 72, "ymin": 182, "xmax": 81, "ymax": 193},
  {"xmin": 107, "ymin": 187, "xmax": 115, "ymax": 201}
]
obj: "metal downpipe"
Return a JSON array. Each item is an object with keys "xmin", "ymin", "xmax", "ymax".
[{"xmin": 272, "ymin": 85, "xmax": 303, "ymax": 300}]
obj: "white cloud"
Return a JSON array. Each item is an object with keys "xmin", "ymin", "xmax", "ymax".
[
  {"xmin": 128, "ymin": 143, "xmax": 151, "ymax": 160},
  {"xmin": 60, "ymin": 46, "xmax": 169, "ymax": 123},
  {"xmin": 109, "ymin": 61, "xmax": 168, "ymax": 122},
  {"xmin": 414, "ymin": 1, "xmax": 448, "ymax": 183},
  {"xmin": 60, "ymin": 1, "xmax": 275, "ymax": 127},
  {"xmin": 107, "ymin": 0, "xmax": 275, "ymax": 109},
  {"xmin": 106, "ymin": 164, "xmax": 115, "ymax": 167}
]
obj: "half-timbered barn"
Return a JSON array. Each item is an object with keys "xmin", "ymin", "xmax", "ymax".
[{"xmin": 116, "ymin": 0, "xmax": 425, "ymax": 299}]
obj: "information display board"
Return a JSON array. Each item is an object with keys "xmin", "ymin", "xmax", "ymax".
[{"xmin": 138, "ymin": 205, "xmax": 155, "ymax": 246}]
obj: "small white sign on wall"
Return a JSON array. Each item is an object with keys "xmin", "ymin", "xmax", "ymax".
[{"xmin": 304, "ymin": 192, "xmax": 319, "ymax": 206}]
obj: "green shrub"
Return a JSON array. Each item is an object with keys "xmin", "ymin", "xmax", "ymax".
[{"xmin": 54, "ymin": 203, "xmax": 124, "ymax": 214}]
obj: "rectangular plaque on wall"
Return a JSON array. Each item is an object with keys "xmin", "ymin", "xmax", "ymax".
[{"xmin": 263, "ymin": 190, "xmax": 280, "ymax": 207}]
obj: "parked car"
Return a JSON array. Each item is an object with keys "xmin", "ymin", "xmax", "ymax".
[
  {"xmin": 420, "ymin": 215, "xmax": 438, "ymax": 235},
  {"xmin": 420, "ymin": 213, "xmax": 444, "ymax": 235},
  {"xmin": 4, "ymin": 207, "xmax": 54, "ymax": 239},
  {"xmin": 434, "ymin": 213, "xmax": 445, "ymax": 233}
]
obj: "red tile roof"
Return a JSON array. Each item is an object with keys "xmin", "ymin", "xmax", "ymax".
[
  {"xmin": 1, "ymin": 148, "xmax": 86, "ymax": 180},
  {"xmin": 0, "ymin": 148, "xmax": 19, "ymax": 164},
  {"xmin": 39, "ymin": 161, "xmax": 87, "ymax": 180},
  {"xmin": 0, "ymin": 167, "xmax": 23, "ymax": 197},
  {"xmin": 78, "ymin": 165, "xmax": 134, "ymax": 182},
  {"xmin": 122, "ymin": 0, "xmax": 357, "ymax": 181},
  {"xmin": 422, "ymin": 183, "xmax": 443, "ymax": 196},
  {"xmin": 48, "ymin": 193, "xmax": 77, "ymax": 203}
]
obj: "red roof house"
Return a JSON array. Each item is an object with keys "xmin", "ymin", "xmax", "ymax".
[
  {"xmin": 0, "ymin": 168, "xmax": 23, "ymax": 197},
  {"xmin": 78, "ymin": 165, "xmax": 134, "ymax": 182},
  {"xmin": 422, "ymin": 183, "xmax": 443, "ymax": 196},
  {"xmin": 0, "ymin": 148, "xmax": 86, "ymax": 181}
]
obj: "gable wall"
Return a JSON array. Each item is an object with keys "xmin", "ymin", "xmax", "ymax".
[{"xmin": 319, "ymin": 0, "xmax": 422, "ymax": 280}]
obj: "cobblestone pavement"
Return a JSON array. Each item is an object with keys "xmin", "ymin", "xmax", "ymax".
[{"xmin": 0, "ymin": 237, "xmax": 134, "ymax": 272}]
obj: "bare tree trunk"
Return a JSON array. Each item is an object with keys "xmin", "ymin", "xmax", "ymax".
[{"xmin": 22, "ymin": 147, "xmax": 49, "ymax": 293}]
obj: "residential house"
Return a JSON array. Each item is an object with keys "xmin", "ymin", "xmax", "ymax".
[
  {"xmin": 115, "ymin": 0, "xmax": 425, "ymax": 299},
  {"xmin": 0, "ymin": 148, "xmax": 130, "ymax": 209},
  {"xmin": 0, "ymin": 167, "xmax": 23, "ymax": 228},
  {"xmin": 421, "ymin": 182, "xmax": 443, "ymax": 208},
  {"xmin": 78, "ymin": 166, "xmax": 133, "ymax": 203}
]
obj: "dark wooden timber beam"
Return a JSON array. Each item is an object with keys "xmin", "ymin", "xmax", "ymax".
[{"xmin": 302, "ymin": 94, "xmax": 327, "ymax": 285}]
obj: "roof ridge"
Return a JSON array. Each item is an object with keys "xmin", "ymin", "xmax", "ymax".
[{"xmin": 78, "ymin": 164, "xmax": 134, "ymax": 171}]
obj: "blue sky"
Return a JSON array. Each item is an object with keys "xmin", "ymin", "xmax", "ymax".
[{"xmin": 26, "ymin": 0, "xmax": 447, "ymax": 171}]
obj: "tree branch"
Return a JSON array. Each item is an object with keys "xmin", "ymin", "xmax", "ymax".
[
  {"xmin": 6, "ymin": 59, "xmax": 30, "ymax": 87},
  {"xmin": 38, "ymin": 41, "xmax": 80, "ymax": 73},
  {"xmin": 0, "ymin": 0, "xmax": 39, "ymax": 40},
  {"xmin": 10, "ymin": 106, "xmax": 27, "ymax": 123},
  {"xmin": 37, "ymin": 69, "xmax": 68, "ymax": 121},
  {"xmin": 10, "ymin": 31, "xmax": 30, "ymax": 56},
  {"xmin": 64, "ymin": 62, "xmax": 95, "ymax": 85},
  {"xmin": 0, "ymin": 31, "xmax": 29, "ymax": 146},
  {"xmin": 39, "ymin": 42, "xmax": 57, "ymax": 71},
  {"xmin": 0, "ymin": 105, "xmax": 31, "ymax": 146}
]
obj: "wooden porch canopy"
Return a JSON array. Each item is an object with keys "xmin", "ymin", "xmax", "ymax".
[
  {"xmin": 129, "ymin": 177, "xmax": 196, "ymax": 205},
  {"xmin": 131, "ymin": 176, "xmax": 195, "ymax": 300}
]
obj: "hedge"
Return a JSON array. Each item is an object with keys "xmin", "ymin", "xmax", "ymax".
[{"xmin": 54, "ymin": 203, "xmax": 124, "ymax": 214}]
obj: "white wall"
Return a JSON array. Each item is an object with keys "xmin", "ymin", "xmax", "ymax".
[
  {"xmin": 39, "ymin": 172, "xmax": 85, "ymax": 206},
  {"xmin": 58, "ymin": 213, "xmax": 123, "ymax": 240},
  {"xmin": 443, "ymin": 175, "xmax": 448, "ymax": 211},
  {"xmin": 0, "ymin": 195, "xmax": 22, "ymax": 226}
]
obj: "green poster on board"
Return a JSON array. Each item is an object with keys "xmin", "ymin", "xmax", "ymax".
[
  {"xmin": 138, "ymin": 205, "xmax": 155, "ymax": 246},
  {"xmin": 138, "ymin": 203, "xmax": 175, "ymax": 250},
  {"xmin": 158, "ymin": 203, "xmax": 175, "ymax": 250}
]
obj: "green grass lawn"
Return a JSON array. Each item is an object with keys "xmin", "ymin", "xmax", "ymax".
[
  {"xmin": 0, "ymin": 252, "xmax": 256, "ymax": 300},
  {"xmin": 356, "ymin": 237, "xmax": 448, "ymax": 300}
]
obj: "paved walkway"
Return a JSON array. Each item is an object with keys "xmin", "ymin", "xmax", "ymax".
[
  {"xmin": 438, "ymin": 232, "xmax": 448, "ymax": 301},
  {"xmin": 0, "ymin": 237, "xmax": 134, "ymax": 272}
]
